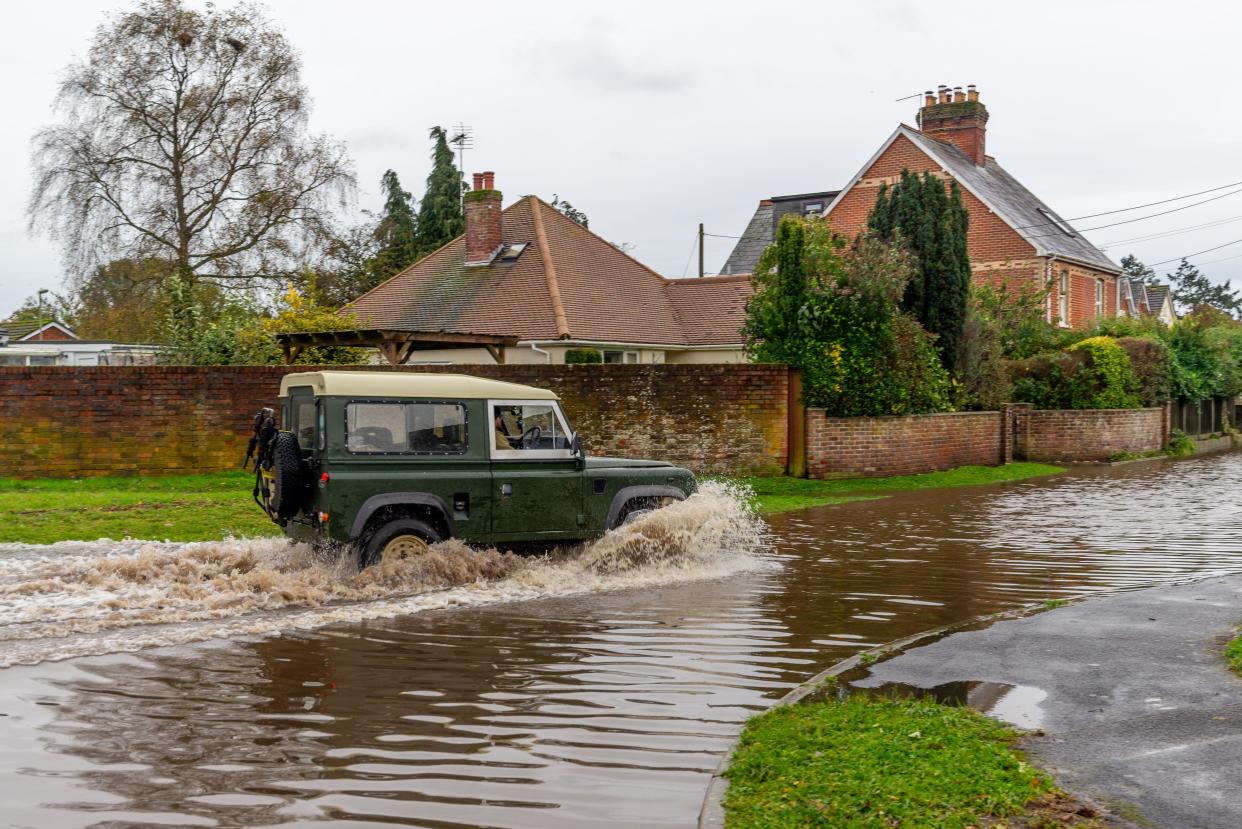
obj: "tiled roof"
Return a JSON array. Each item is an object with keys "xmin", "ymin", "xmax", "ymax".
[
  {"xmin": 896, "ymin": 127, "xmax": 1120, "ymax": 273},
  {"xmin": 1144, "ymin": 283, "xmax": 1171, "ymax": 311},
  {"xmin": 666, "ymin": 275, "xmax": 753, "ymax": 345},
  {"xmin": 347, "ymin": 196, "xmax": 746, "ymax": 347},
  {"xmin": 0, "ymin": 319, "xmax": 77, "ymax": 341}
]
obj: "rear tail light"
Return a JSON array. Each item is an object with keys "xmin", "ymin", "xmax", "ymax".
[
  {"xmin": 318, "ymin": 511, "xmax": 329, "ymax": 524},
  {"xmin": 319, "ymin": 472, "xmax": 329, "ymax": 487}
]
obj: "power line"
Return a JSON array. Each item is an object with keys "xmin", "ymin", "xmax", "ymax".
[
  {"xmin": 1024, "ymin": 186, "xmax": 1242, "ymax": 239},
  {"xmin": 680, "ymin": 229, "xmax": 699, "ymax": 278},
  {"xmin": 1193, "ymin": 252, "xmax": 1242, "ymax": 268},
  {"xmin": 1150, "ymin": 238, "xmax": 1242, "ymax": 268},
  {"xmin": 703, "ymin": 232, "xmax": 743, "ymax": 240},
  {"xmin": 1014, "ymin": 178, "xmax": 1242, "ymax": 230},
  {"xmin": 1101, "ymin": 214, "xmax": 1242, "ymax": 248}
]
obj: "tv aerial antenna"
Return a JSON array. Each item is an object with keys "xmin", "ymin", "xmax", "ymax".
[{"xmin": 449, "ymin": 123, "xmax": 474, "ymax": 177}]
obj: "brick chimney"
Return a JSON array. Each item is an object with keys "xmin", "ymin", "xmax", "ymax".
[
  {"xmin": 464, "ymin": 170, "xmax": 502, "ymax": 265},
  {"xmin": 917, "ymin": 84, "xmax": 989, "ymax": 165}
]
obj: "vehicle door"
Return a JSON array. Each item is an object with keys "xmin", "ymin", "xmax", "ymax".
[{"xmin": 488, "ymin": 399, "xmax": 583, "ymax": 539}]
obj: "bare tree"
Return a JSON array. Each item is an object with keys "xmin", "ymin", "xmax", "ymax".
[{"xmin": 28, "ymin": 0, "xmax": 355, "ymax": 288}]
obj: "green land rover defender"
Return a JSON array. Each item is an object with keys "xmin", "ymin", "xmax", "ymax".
[{"xmin": 249, "ymin": 371, "xmax": 696, "ymax": 566}]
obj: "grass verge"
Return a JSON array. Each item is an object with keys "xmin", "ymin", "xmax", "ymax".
[
  {"xmin": 0, "ymin": 471, "xmax": 279, "ymax": 544},
  {"xmin": 724, "ymin": 695, "xmax": 1106, "ymax": 828},
  {"xmin": 1226, "ymin": 632, "xmax": 1242, "ymax": 676},
  {"xmin": 733, "ymin": 463, "xmax": 1065, "ymax": 515}
]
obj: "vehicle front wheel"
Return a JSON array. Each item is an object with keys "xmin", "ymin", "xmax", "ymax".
[{"xmin": 359, "ymin": 518, "xmax": 443, "ymax": 568}]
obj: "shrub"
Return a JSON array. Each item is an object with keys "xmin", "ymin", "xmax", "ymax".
[
  {"xmin": 565, "ymin": 348, "xmax": 603, "ymax": 364},
  {"xmin": 746, "ymin": 218, "xmax": 951, "ymax": 417},
  {"xmin": 956, "ymin": 291, "xmax": 1012, "ymax": 410},
  {"xmin": 1115, "ymin": 336, "xmax": 1172, "ymax": 406},
  {"xmin": 1008, "ymin": 336, "xmax": 1140, "ymax": 410},
  {"xmin": 1166, "ymin": 429, "xmax": 1196, "ymax": 456}
]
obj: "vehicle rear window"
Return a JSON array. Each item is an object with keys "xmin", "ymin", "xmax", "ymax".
[
  {"xmin": 346, "ymin": 401, "xmax": 467, "ymax": 455},
  {"xmin": 292, "ymin": 397, "xmax": 316, "ymax": 451}
]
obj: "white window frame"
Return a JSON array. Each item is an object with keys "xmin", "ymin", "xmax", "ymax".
[
  {"xmin": 1058, "ymin": 270, "xmax": 1070, "ymax": 327},
  {"xmin": 1094, "ymin": 278, "xmax": 1105, "ymax": 318},
  {"xmin": 489, "ymin": 399, "xmax": 576, "ymax": 460},
  {"xmin": 602, "ymin": 349, "xmax": 640, "ymax": 364}
]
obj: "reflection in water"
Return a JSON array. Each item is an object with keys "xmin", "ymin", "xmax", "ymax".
[{"xmin": 3, "ymin": 454, "xmax": 1242, "ymax": 827}]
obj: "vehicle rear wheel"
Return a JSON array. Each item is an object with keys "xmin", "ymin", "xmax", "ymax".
[{"xmin": 360, "ymin": 518, "xmax": 443, "ymax": 568}]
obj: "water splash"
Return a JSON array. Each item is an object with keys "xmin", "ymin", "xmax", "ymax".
[{"xmin": 0, "ymin": 482, "xmax": 768, "ymax": 667}]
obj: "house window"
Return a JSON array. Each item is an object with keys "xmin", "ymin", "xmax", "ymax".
[
  {"xmin": 1058, "ymin": 270, "xmax": 1070, "ymax": 326},
  {"xmin": 1095, "ymin": 278, "xmax": 1105, "ymax": 319},
  {"xmin": 603, "ymin": 350, "xmax": 639, "ymax": 364}
]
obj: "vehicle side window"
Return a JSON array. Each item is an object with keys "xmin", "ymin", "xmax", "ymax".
[
  {"xmin": 346, "ymin": 401, "xmax": 467, "ymax": 455},
  {"xmin": 492, "ymin": 402, "xmax": 573, "ymax": 458}
]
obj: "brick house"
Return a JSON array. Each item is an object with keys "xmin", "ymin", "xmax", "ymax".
[
  {"xmin": 723, "ymin": 85, "xmax": 1124, "ymax": 328},
  {"xmin": 337, "ymin": 172, "xmax": 751, "ymax": 365}
]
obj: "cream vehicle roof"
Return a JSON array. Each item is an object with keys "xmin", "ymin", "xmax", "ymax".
[{"xmin": 279, "ymin": 371, "xmax": 559, "ymax": 400}]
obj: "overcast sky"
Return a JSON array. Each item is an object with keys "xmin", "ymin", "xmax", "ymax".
[{"xmin": 2, "ymin": 0, "xmax": 1240, "ymax": 312}]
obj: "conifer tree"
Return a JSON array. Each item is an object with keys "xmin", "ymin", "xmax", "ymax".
[
  {"xmin": 1120, "ymin": 254, "xmax": 1158, "ymax": 285},
  {"xmin": 370, "ymin": 170, "xmax": 418, "ymax": 281},
  {"xmin": 868, "ymin": 170, "xmax": 972, "ymax": 371},
  {"xmin": 415, "ymin": 126, "xmax": 465, "ymax": 256},
  {"xmin": 1167, "ymin": 258, "xmax": 1242, "ymax": 315}
]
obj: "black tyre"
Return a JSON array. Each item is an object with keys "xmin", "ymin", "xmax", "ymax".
[
  {"xmin": 360, "ymin": 518, "xmax": 443, "ymax": 568},
  {"xmin": 269, "ymin": 431, "xmax": 307, "ymax": 521}
]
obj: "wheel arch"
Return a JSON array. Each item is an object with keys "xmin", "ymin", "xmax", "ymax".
[
  {"xmin": 606, "ymin": 485, "xmax": 687, "ymax": 530},
  {"xmin": 350, "ymin": 492, "xmax": 456, "ymax": 541}
]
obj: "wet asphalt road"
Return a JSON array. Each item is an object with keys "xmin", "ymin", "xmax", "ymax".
[{"xmin": 858, "ymin": 574, "xmax": 1242, "ymax": 829}]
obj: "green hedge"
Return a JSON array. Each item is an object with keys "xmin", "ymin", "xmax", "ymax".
[{"xmin": 1008, "ymin": 335, "xmax": 1140, "ymax": 409}]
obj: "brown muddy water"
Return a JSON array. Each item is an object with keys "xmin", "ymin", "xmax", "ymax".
[{"xmin": 2, "ymin": 457, "xmax": 1241, "ymax": 828}]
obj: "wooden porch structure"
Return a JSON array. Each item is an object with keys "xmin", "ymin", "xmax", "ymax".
[{"xmin": 275, "ymin": 329, "xmax": 519, "ymax": 365}]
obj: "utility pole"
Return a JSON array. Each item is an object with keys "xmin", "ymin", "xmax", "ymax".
[{"xmin": 698, "ymin": 223, "xmax": 705, "ymax": 279}]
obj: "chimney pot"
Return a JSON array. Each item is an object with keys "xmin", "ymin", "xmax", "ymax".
[
  {"xmin": 464, "ymin": 171, "xmax": 503, "ymax": 265},
  {"xmin": 917, "ymin": 85, "xmax": 989, "ymax": 165},
  {"xmin": 924, "ymin": 90, "xmax": 936, "ymax": 106}
]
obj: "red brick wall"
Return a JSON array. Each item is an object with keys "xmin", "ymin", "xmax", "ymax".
[
  {"xmin": 825, "ymin": 132, "xmax": 1121, "ymax": 328},
  {"xmin": 0, "ymin": 364, "xmax": 789, "ymax": 479},
  {"xmin": 805, "ymin": 410, "xmax": 1003, "ymax": 478},
  {"xmin": 1016, "ymin": 407, "xmax": 1163, "ymax": 462},
  {"xmin": 825, "ymin": 134, "xmax": 1038, "ymax": 267}
]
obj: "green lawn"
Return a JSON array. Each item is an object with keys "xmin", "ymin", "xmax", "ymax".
[
  {"xmin": 732, "ymin": 463, "xmax": 1065, "ymax": 515},
  {"xmin": 0, "ymin": 471, "xmax": 279, "ymax": 544},
  {"xmin": 724, "ymin": 695, "xmax": 1103, "ymax": 828},
  {"xmin": 0, "ymin": 462, "xmax": 1065, "ymax": 545}
]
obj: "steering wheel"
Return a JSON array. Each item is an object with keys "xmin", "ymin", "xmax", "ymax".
[{"xmin": 520, "ymin": 425, "xmax": 542, "ymax": 449}]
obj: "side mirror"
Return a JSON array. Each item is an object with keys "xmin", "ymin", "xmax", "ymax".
[{"xmin": 572, "ymin": 433, "xmax": 585, "ymax": 465}]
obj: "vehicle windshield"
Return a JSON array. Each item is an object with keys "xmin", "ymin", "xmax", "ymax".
[{"xmin": 493, "ymin": 402, "xmax": 573, "ymax": 453}]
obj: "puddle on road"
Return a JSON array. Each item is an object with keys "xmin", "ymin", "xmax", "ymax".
[{"xmin": 4, "ymin": 454, "xmax": 1242, "ymax": 828}]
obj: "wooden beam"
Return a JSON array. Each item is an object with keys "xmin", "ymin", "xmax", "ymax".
[{"xmin": 484, "ymin": 344, "xmax": 505, "ymax": 364}]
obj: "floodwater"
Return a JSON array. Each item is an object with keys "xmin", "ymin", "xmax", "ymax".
[{"xmin": 2, "ymin": 456, "xmax": 1242, "ymax": 828}]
